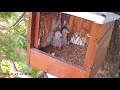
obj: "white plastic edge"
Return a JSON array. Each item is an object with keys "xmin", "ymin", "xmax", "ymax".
[
  {"xmin": 62, "ymin": 12, "xmax": 120, "ymax": 24},
  {"xmin": 46, "ymin": 73, "xmax": 57, "ymax": 78}
]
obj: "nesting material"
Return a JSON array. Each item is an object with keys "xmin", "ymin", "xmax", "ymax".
[{"xmin": 41, "ymin": 43, "xmax": 87, "ymax": 67}]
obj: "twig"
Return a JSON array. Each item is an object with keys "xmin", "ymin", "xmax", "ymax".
[
  {"xmin": 12, "ymin": 12, "xmax": 27, "ymax": 27},
  {"xmin": 0, "ymin": 12, "xmax": 27, "ymax": 30}
]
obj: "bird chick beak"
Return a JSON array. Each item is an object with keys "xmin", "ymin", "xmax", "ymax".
[{"xmin": 66, "ymin": 31, "xmax": 69, "ymax": 33}]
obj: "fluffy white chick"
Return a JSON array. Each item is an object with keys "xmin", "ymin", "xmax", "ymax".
[
  {"xmin": 51, "ymin": 31, "xmax": 63, "ymax": 50},
  {"xmin": 61, "ymin": 28, "xmax": 69, "ymax": 46}
]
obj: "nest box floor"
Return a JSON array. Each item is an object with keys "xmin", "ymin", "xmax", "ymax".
[{"xmin": 40, "ymin": 44, "xmax": 87, "ymax": 67}]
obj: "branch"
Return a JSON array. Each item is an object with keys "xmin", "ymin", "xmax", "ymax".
[
  {"xmin": 0, "ymin": 58, "xmax": 32, "ymax": 78},
  {"xmin": 12, "ymin": 12, "xmax": 27, "ymax": 27}
]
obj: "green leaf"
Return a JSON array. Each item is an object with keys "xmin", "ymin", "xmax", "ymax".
[{"xmin": 115, "ymin": 73, "xmax": 119, "ymax": 77}]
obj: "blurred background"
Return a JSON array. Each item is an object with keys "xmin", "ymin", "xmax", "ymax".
[{"xmin": 0, "ymin": 12, "xmax": 42, "ymax": 78}]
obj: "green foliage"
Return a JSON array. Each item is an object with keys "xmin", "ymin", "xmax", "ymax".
[
  {"xmin": 0, "ymin": 12, "xmax": 40, "ymax": 78},
  {"xmin": 0, "ymin": 12, "xmax": 14, "ymax": 19},
  {"xmin": 0, "ymin": 12, "xmax": 17, "ymax": 25},
  {"xmin": 115, "ymin": 72, "xmax": 119, "ymax": 78},
  {"xmin": 114, "ymin": 69, "xmax": 120, "ymax": 78},
  {"xmin": 0, "ymin": 28, "xmax": 26, "ymax": 62},
  {"xmin": 0, "ymin": 61, "xmax": 10, "ymax": 73}
]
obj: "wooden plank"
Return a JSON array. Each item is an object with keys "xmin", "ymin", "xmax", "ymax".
[
  {"xmin": 97, "ymin": 21, "xmax": 115, "ymax": 43},
  {"xmin": 26, "ymin": 12, "xmax": 36, "ymax": 65},
  {"xmin": 29, "ymin": 48, "xmax": 90, "ymax": 78},
  {"xmin": 89, "ymin": 26, "xmax": 114, "ymax": 77},
  {"xmin": 84, "ymin": 22, "xmax": 102, "ymax": 69},
  {"xmin": 34, "ymin": 12, "xmax": 40, "ymax": 48},
  {"xmin": 84, "ymin": 21, "xmax": 115, "ymax": 77},
  {"xmin": 68, "ymin": 15, "xmax": 92, "ymax": 36},
  {"xmin": 97, "ymin": 23, "xmax": 114, "ymax": 48}
]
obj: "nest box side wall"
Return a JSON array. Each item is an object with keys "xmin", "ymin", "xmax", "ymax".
[
  {"xmin": 26, "ymin": 12, "xmax": 36, "ymax": 65},
  {"xmin": 83, "ymin": 22, "xmax": 102, "ymax": 68},
  {"xmin": 26, "ymin": 12, "xmax": 41, "ymax": 65},
  {"xmin": 89, "ymin": 21, "xmax": 115, "ymax": 77},
  {"xmin": 34, "ymin": 12, "xmax": 41, "ymax": 48}
]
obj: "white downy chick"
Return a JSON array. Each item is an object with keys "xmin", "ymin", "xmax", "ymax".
[
  {"xmin": 51, "ymin": 31, "xmax": 62, "ymax": 49},
  {"xmin": 61, "ymin": 28, "xmax": 69, "ymax": 46}
]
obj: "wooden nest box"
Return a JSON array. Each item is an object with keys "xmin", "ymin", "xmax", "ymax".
[{"xmin": 26, "ymin": 12, "xmax": 120, "ymax": 78}]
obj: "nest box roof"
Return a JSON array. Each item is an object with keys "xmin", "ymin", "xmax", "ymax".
[{"xmin": 62, "ymin": 12, "xmax": 120, "ymax": 24}]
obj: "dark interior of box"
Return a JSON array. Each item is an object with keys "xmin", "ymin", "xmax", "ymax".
[{"xmin": 37, "ymin": 12, "xmax": 92, "ymax": 67}]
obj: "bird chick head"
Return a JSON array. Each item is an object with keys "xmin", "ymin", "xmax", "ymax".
[
  {"xmin": 54, "ymin": 31, "xmax": 62, "ymax": 38},
  {"xmin": 62, "ymin": 28, "xmax": 69, "ymax": 36}
]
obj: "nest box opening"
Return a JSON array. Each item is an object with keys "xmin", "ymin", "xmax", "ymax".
[{"xmin": 37, "ymin": 12, "xmax": 92, "ymax": 67}]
